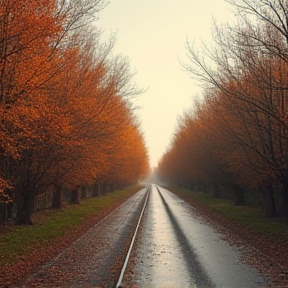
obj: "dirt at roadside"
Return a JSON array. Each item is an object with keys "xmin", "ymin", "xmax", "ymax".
[{"xmin": 171, "ymin": 189, "xmax": 288, "ymax": 288}]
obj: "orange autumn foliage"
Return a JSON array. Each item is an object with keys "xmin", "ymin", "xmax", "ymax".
[
  {"xmin": 0, "ymin": 0, "xmax": 149, "ymax": 224},
  {"xmin": 159, "ymin": 1, "xmax": 288, "ymax": 214}
]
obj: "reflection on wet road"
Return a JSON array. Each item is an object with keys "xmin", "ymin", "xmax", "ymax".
[{"xmin": 123, "ymin": 185, "xmax": 269, "ymax": 288}]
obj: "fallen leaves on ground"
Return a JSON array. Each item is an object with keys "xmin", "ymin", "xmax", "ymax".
[{"xmin": 0, "ymin": 200, "xmax": 126, "ymax": 288}]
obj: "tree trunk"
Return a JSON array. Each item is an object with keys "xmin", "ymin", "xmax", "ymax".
[
  {"xmin": 7, "ymin": 202, "xmax": 13, "ymax": 219},
  {"xmin": 99, "ymin": 184, "xmax": 103, "ymax": 196},
  {"xmin": 283, "ymin": 192, "xmax": 288, "ymax": 218},
  {"xmin": 233, "ymin": 184, "xmax": 245, "ymax": 206},
  {"xmin": 107, "ymin": 183, "xmax": 114, "ymax": 193},
  {"xmin": 16, "ymin": 189, "xmax": 34, "ymax": 225},
  {"xmin": 6, "ymin": 189, "xmax": 14, "ymax": 219},
  {"xmin": 102, "ymin": 184, "xmax": 108, "ymax": 195},
  {"xmin": 279, "ymin": 176, "xmax": 288, "ymax": 217},
  {"xmin": 0, "ymin": 203, "xmax": 5, "ymax": 224},
  {"xmin": 52, "ymin": 185, "xmax": 63, "ymax": 209},
  {"xmin": 70, "ymin": 188, "xmax": 80, "ymax": 204},
  {"xmin": 280, "ymin": 187, "xmax": 288, "ymax": 218},
  {"xmin": 81, "ymin": 186, "xmax": 87, "ymax": 199},
  {"xmin": 260, "ymin": 184, "xmax": 275, "ymax": 217},
  {"xmin": 92, "ymin": 184, "xmax": 100, "ymax": 197},
  {"xmin": 110, "ymin": 183, "xmax": 115, "ymax": 193}
]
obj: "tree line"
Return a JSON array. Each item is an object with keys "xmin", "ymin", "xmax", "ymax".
[
  {"xmin": 0, "ymin": 0, "xmax": 149, "ymax": 225},
  {"xmin": 158, "ymin": 0, "xmax": 288, "ymax": 218}
]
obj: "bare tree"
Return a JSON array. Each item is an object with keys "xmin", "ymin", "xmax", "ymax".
[{"xmin": 182, "ymin": 0, "xmax": 288, "ymax": 216}]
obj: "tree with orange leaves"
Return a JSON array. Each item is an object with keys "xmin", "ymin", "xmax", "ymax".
[
  {"xmin": 158, "ymin": 97, "xmax": 239, "ymax": 202},
  {"xmin": 174, "ymin": 0, "xmax": 288, "ymax": 216},
  {"xmin": 0, "ymin": 0, "xmax": 70, "ymax": 223},
  {"xmin": 104, "ymin": 112, "xmax": 149, "ymax": 191},
  {"xmin": 0, "ymin": 0, "xmax": 148, "ymax": 224}
]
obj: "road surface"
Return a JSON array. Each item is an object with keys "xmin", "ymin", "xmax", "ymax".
[
  {"xmin": 12, "ymin": 186, "xmax": 270, "ymax": 288},
  {"xmin": 122, "ymin": 185, "xmax": 269, "ymax": 288}
]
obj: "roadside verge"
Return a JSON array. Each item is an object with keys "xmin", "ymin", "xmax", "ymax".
[{"xmin": 0, "ymin": 185, "xmax": 144, "ymax": 287}]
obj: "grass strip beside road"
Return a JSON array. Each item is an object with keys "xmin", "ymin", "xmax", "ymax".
[
  {"xmin": 169, "ymin": 188, "xmax": 288, "ymax": 245},
  {"xmin": 0, "ymin": 185, "xmax": 144, "ymax": 266}
]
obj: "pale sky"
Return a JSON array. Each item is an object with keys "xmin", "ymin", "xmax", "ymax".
[{"xmin": 97, "ymin": 0, "xmax": 234, "ymax": 168}]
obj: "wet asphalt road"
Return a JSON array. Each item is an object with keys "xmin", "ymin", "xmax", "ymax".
[{"xmin": 123, "ymin": 185, "xmax": 270, "ymax": 288}]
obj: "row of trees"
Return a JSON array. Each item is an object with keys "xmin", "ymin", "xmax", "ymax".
[
  {"xmin": 0, "ymin": 0, "xmax": 149, "ymax": 224},
  {"xmin": 158, "ymin": 0, "xmax": 288, "ymax": 217}
]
